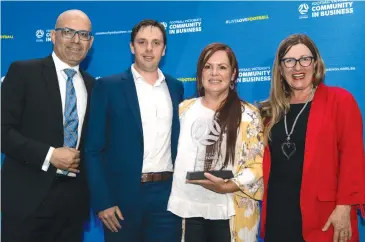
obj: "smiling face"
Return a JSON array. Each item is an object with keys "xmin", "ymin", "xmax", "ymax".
[
  {"xmin": 51, "ymin": 10, "xmax": 93, "ymax": 67},
  {"xmin": 130, "ymin": 26, "xmax": 166, "ymax": 73},
  {"xmin": 201, "ymin": 50, "xmax": 236, "ymax": 96},
  {"xmin": 281, "ymin": 43, "xmax": 316, "ymax": 92}
]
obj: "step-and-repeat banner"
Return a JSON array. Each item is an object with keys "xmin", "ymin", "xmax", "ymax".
[{"xmin": 1, "ymin": 1, "xmax": 364, "ymax": 241}]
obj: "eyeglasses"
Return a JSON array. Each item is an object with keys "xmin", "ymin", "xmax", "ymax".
[
  {"xmin": 55, "ymin": 27, "xmax": 93, "ymax": 41},
  {"xmin": 281, "ymin": 56, "xmax": 314, "ymax": 68}
]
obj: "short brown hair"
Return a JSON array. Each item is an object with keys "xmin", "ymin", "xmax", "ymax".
[{"xmin": 130, "ymin": 19, "xmax": 167, "ymax": 46}]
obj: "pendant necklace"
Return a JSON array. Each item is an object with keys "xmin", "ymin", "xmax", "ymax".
[{"xmin": 281, "ymin": 88, "xmax": 315, "ymax": 159}]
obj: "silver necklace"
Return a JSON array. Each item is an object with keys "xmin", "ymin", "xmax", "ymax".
[{"xmin": 281, "ymin": 88, "xmax": 315, "ymax": 159}]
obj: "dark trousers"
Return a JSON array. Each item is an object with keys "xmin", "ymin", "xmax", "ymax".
[
  {"xmin": 184, "ymin": 217, "xmax": 231, "ymax": 242},
  {"xmin": 104, "ymin": 178, "xmax": 182, "ymax": 242},
  {"xmin": 1, "ymin": 176, "xmax": 87, "ymax": 242}
]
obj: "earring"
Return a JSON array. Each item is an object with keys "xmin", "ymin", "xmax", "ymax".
[{"xmin": 230, "ymin": 81, "xmax": 234, "ymax": 90}]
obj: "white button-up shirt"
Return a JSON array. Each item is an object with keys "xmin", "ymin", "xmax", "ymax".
[
  {"xmin": 41, "ymin": 52, "xmax": 87, "ymax": 177},
  {"xmin": 131, "ymin": 64, "xmax": 173, "ymax": 173}
]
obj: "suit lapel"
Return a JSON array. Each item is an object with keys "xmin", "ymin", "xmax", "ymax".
[
  {"xmin": 121, "ymin": 70, "xmax": 143, "ymax": 136},
  {"xmin": 79, "ymin": 69, "xmax": 94, "ymax": 149},
  {"xmin": 42, "ymin": 56, "xmax": 64, "ymax": 136},
  {"xmin": 80, "ymin": 69, "xmax": 93, "ymax": 96},
  {"xmin": 165, "ymin": 77, "xmax": 179, "ymax": 111},
  {"xmin": 42, "ymin": 56, "xmax": 95, "ymax": 150},
  {"xmin": 120, "ymin": 70, "xmax": 180, "ymax": 152},
  {"xmin": 303, "ymin": 84, "xmax": 327, "ymax": 175},
  {"xmin": 165, "ymin": 76, "xmax": 180, "ymax": 163}
]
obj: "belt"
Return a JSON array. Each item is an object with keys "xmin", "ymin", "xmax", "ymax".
[{"xmin": 141, "ymin": 172, "xmax": 173, "ymax": 183}]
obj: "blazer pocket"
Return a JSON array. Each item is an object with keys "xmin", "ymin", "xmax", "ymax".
[{"xmin": 317, "ymin": 190, "xmax": 337, "ymax": 201}]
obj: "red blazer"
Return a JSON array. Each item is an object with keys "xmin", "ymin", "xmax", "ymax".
[{"xmin": 261, "ymin": 84, "xmax": 365, "ymax": 242}]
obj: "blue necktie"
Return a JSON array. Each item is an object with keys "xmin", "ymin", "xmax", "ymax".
[{"xmin": 63, "ymin": 68, "xmax": 78, "ymax": 175}]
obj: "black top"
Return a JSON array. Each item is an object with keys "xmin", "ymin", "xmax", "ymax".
[{"xmin": 265, "ymin": 102, "xmax": 312, "ymax": 242}]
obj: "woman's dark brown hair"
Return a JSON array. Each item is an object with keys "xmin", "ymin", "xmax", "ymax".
[{"xmin": 196, "ymin": 43, "xmax": 243, "ymax": 169}]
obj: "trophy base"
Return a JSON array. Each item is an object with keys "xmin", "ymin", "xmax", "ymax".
[{"xmin": 186, "ymin": 170, "xmax": 234, "ymax": 180}]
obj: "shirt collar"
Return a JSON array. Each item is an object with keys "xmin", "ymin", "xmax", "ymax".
[
  {"xmin": 131, "ymin": 64, "xmax": 165, "ymax": 86},
  {"xmin": 52, "ymin": 51, "xmax": 80, "ymax": 74}
]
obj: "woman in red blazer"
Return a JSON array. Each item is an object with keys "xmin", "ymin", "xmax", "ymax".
[{"xmin": 260, "ymin": 34, "xmax": 365, "ymax": 242}]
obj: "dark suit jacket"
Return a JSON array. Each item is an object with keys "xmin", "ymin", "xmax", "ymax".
[
  {"xmin": 84, "ymin": 68, "xmax": 184, "ymax": 221},
  {"xmin": 1, "ymin": 55, "xmax": 94, "ymax": 221}
]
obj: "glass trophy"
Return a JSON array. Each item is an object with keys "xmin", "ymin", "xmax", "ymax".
[{"xmin": 186, "ymin": 118, "xmax": 234, "ymax": 180}]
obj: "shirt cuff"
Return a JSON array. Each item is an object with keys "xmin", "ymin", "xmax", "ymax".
[{"xmin": 42, "ymin": 147, "xmax": 55, "ymax": 172}]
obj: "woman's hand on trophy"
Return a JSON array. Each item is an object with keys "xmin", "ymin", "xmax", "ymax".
[{"xmin": 186, "ymin": 172, "xmax": 239, "ymax": 193}]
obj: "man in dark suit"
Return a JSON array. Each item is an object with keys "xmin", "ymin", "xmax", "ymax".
[
  {"xmin": 84, "ymin": 20, "xmax": 184, "ymax": 242},
  {"xmin": 1, "ymin": 9, "xmax": 94, "ymax": 242}
]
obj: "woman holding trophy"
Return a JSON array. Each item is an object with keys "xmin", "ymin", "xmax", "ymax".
[{"xmin": 168, "ymin": 43, "xmax": 264, "ymax": 242}]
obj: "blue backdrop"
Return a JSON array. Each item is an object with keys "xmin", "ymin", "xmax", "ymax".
[{"xmin": 1, "ymin": 1, "xmax": 364, "ymax": 241}]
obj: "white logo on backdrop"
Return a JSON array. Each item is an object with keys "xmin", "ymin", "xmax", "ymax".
[
  {"xmin": 160, "ymin": 22, "xmax": 168, "ymax": 29},
  {"xmin": 36, "ymin": 29, "xmax": 44, "ymax": 38},
  {"xmin": 298, "ymin": 3, "xmax": 309, "ymax": 14}
]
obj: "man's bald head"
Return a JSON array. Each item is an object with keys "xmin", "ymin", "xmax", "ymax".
[
  {"xmin": 55, "ymin": 9, "xmax": 92, "ymax": 31},
  {"xmin": 51, "ymin": 9, "xmax": 93, "ymax": 67}
]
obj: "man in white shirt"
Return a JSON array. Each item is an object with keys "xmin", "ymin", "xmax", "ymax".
[
  {"xmin": 1, "ymin": 9, "xmax": 94, "ymax": 242},
  {"xmin": 84, "ymin": 19, "xmax": 184, "ymax": 242}
]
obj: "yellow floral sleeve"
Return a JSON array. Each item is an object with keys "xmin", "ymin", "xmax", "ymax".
[
  {"xmin": 230, "ymin": 103, "xmax": 264, "ymax": 242},
  {"xmin": 232, "ymin": 103, "xmax": 264, "ymax": 200},
  {"xmin": 178, "ymin": 99, "xmax": 264, "ymax": 242}
]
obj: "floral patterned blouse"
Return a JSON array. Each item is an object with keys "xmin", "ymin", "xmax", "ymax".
[{"xmin": 179, "ymin": 98, "xmax": 264, "ymax": 242}]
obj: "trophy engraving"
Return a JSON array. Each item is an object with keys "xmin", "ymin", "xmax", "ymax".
[{"xmin": 186, "ymin": 117, "xmax": 234, "ymax": 180}]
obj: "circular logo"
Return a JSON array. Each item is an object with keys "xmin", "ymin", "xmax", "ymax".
[
  {"xmin": 35, "ymin": 29, "xmax": 44, "ymax": 38},
  {"xmin": 298, "ymin": 4, "xmax": 309, "ymax": 15},
  {"xmin": 191, "ymin": 118, "xmax": 221, "ymax": 146}
]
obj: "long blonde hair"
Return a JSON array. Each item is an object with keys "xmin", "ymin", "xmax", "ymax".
[{"xmin": 259, "ymin": 34, "xmax": 326, "ymax": 144}]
